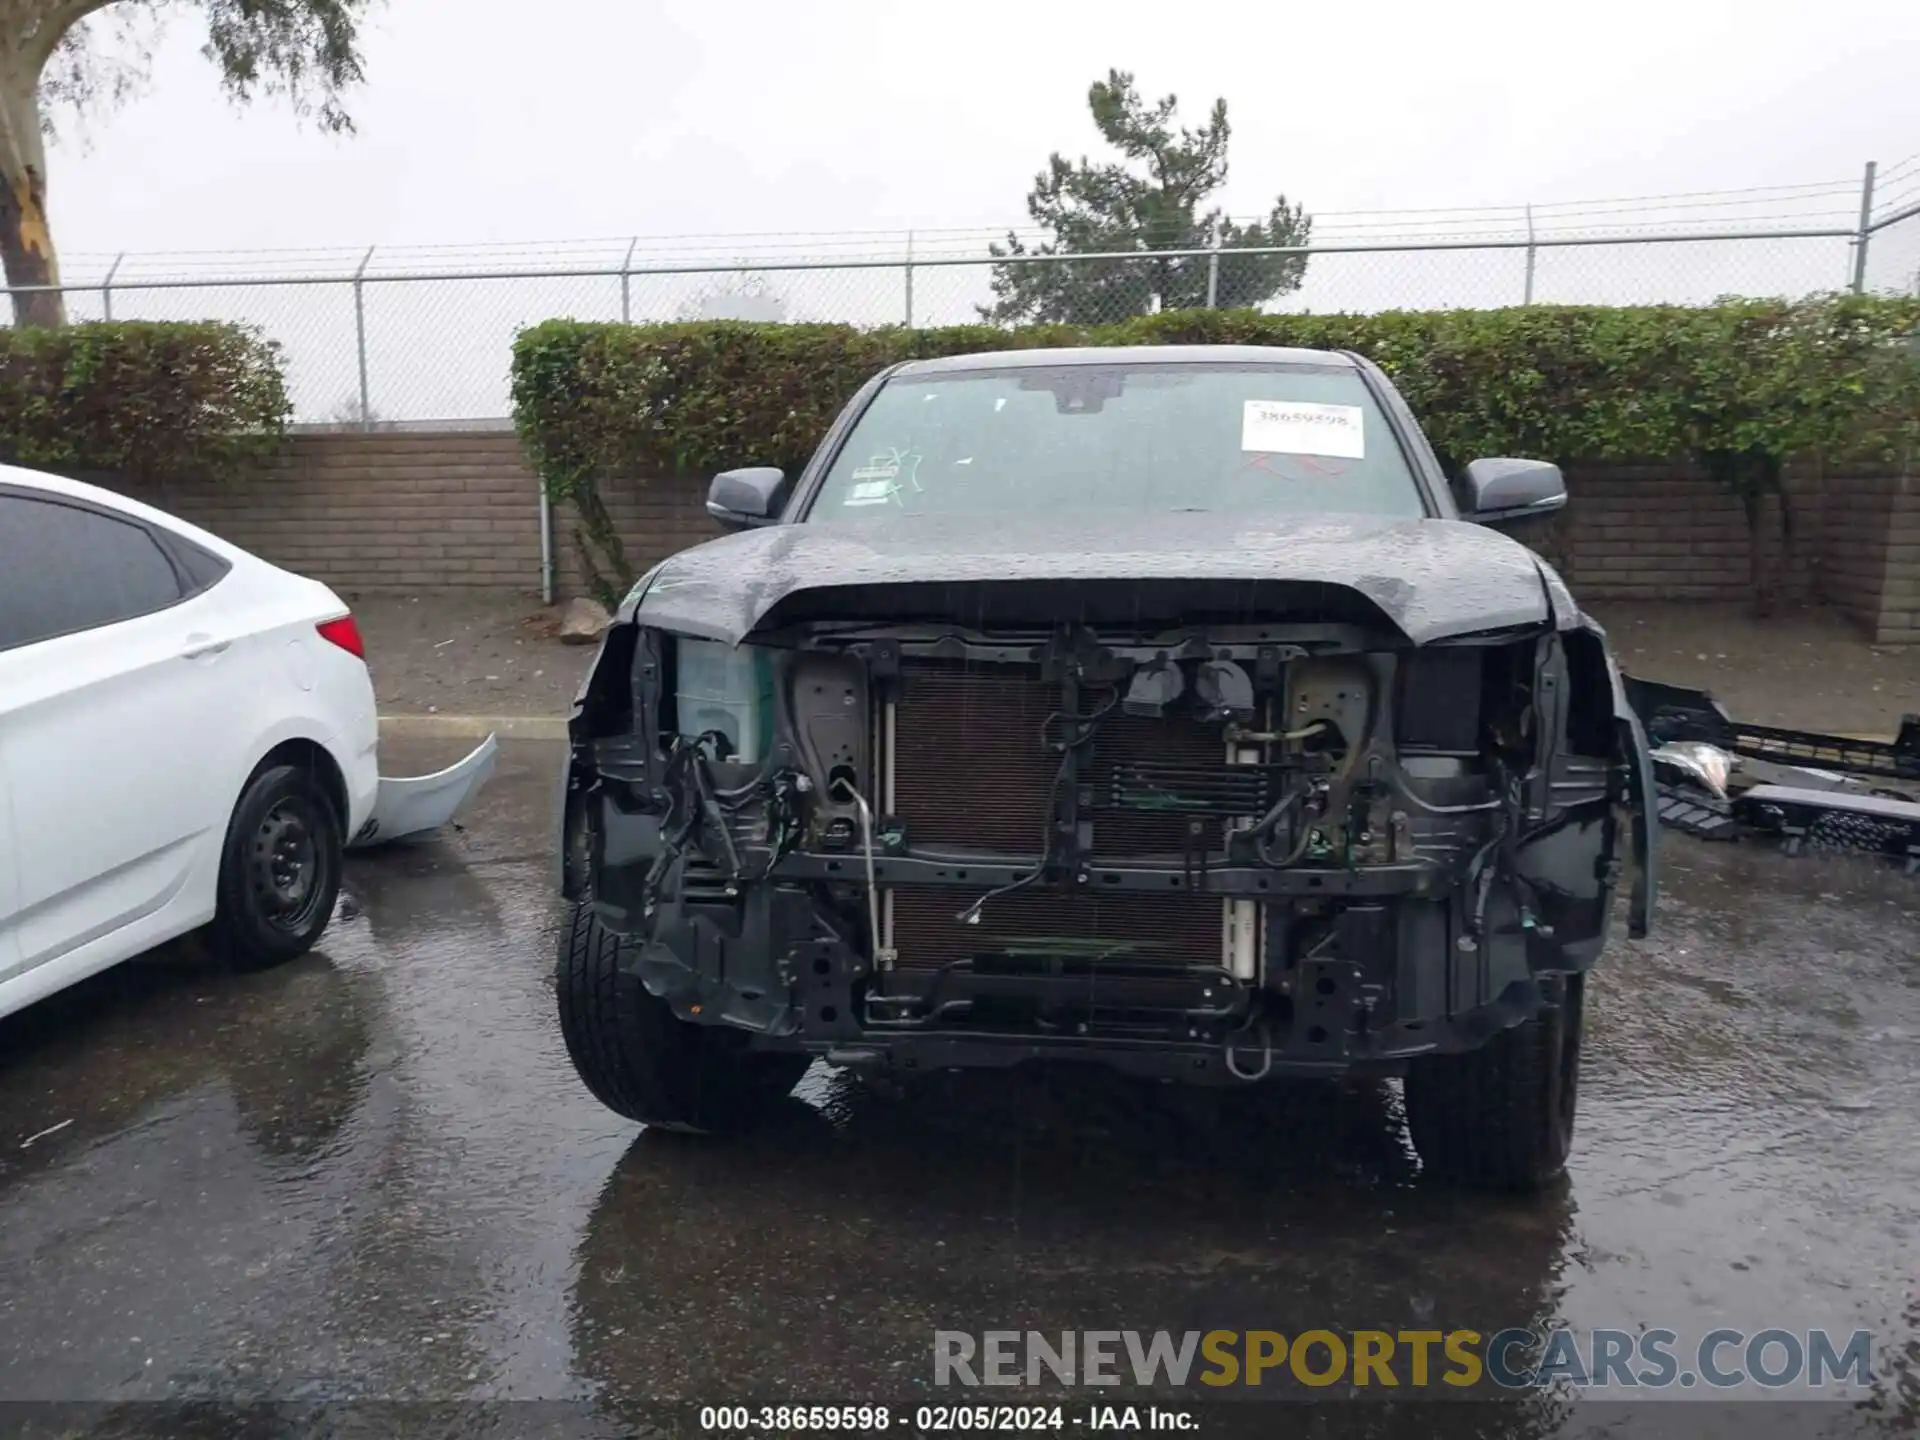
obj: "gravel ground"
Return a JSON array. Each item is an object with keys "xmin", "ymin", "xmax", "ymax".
[
  {"xmin": 1598, "ymin": 600, "xmax": 1920, "ymax": 736},
  {"xmin": 351, "ymin": 591, "xmax": 596, "ymax": 718},
  {"xmin": 346, "ymin": 590, "xmax": 1920, "ymax": 736}
]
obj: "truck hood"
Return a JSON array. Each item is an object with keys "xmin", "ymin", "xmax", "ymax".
[{"xmin": 620, "ymin": 510, "xmax": 1554, "ymax": 647}]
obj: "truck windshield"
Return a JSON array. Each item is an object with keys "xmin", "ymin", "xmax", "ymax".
[{"xmin": 805, "ymin": 361, "xmax": 1428, "ymax": 522}]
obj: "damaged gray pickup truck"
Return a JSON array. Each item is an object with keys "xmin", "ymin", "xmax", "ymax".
[{"xmin": 556, "ymin": 345, "xmax": 1658, "ymax": 1189}]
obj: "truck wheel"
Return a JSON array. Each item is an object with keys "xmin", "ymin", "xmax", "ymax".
[
  {"xmin": 556, "ymin": 901, "xmax": 809, "ymax": 1132},
  {"xmin": 1403, "ymin": 974, "xmax": 1584, "ymax": 1191}
]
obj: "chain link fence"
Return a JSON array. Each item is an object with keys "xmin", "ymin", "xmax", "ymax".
[
  {"xmin": 1862, "ymin": 176, "xmax": 1920, "ymax": 298},
  {"xmin": 14, "ymin": 159, "xmax": 1920, "ymax": 426}
]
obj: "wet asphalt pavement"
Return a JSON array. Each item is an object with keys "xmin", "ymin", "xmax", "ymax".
[{"xmin": 0, "ymin": 738, "xmax": 1915, "ymax": 1437}]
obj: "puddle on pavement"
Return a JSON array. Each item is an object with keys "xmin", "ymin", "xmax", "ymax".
[{"xmin": 0, "ymin": 742, "xmax": 1912, "ymax": 1429}]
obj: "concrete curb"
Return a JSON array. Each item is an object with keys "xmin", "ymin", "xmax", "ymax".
[{"xmin": 380, "ymin": 714, "xmax": 568, "ymax": 741}]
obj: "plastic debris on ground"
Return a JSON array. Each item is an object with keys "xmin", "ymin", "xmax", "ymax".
[{"xmin": 1625, "ymin": 676, "xmax": 1920, "ymax": 873}]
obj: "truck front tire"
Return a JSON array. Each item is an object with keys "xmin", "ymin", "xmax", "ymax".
[
  {"xmin": 1403, "ymin": 974, "xmax": 1585, "ymax": 1191},
  {"xmin": 556, "ymin": 902, "xmax": 809, "ymax": 1131}
]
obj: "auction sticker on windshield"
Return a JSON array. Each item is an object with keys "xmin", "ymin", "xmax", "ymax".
[
  {"xmin": 844, "ymin": 480, "xmax": 898, "ymax": 506},
  {"xmin": 844, "ymin": 449, "xmax": 923, "ymax": 505},
  {"xmin": 1242, "ymin": 400, "xmax": 1366, "ymax": 460}
]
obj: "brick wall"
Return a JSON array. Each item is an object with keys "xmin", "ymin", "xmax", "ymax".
[
  {"xmin": 1821, "ymin": 465, "xmax": 1894, "ymax": 632},
  {"xmin": 1546, "ymin": 465, "xmax": 1811, "ymax": 602},
  {"xmin": 92, "ymin": 431, "xmax": 1919, "ymax": 643},
  {"xmin": 553, "ymin": 470, "xmax": 713, "ymax": 600},
  {"xmin": 112, "ymin": 432, "xmax": 542, "ymax": 592},
  {"xmin": 1873, "ymin": 475, "xmax": 1920, "ymax": 644}
]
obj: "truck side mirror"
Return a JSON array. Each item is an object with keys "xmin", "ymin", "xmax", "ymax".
[
  {"xmin": 1459, "ymin": 457, "xmax": 1566, "ymax": 525},
  {"xmin": 706, "ymin": 467, "xmax": 788, "ymax": 531}
]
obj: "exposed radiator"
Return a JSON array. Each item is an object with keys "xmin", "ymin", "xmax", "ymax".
[
  {"xmin": 891, "ymin": 666, "xmax": 1059, "ymax": 852},
  {"xmin": 886, "ymin": 885, "xmax": 1229, "ymax": 973},
  {"xmin": 889, "ymin": 663, "xmax": 1263, "ymax": 858},
  {"xmin": 1090, "ymin": 712, "xmax": 1260, "ymax": 857}
]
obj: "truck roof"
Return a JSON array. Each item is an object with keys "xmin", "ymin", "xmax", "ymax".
[{"xmin": 890, "ymin": 344, "xmax": 1357, "ymax": 377}]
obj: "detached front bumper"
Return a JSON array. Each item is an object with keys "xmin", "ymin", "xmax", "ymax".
[{"xmin": 348, "ymin": 735, "xmax": 499, "ymax": 850}]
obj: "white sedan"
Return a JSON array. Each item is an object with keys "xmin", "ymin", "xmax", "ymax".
[{"xmin": 0, "ymin": 467, "xmax": 403, "ymax": 1021}]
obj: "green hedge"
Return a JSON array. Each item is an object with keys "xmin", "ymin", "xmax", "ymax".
[
  {"xmin": 0, "ymin": 322, "xmax": 291, "ymax": 482},
  {"xmin": 512, "ymin": 297, "xmax": 1920, "ymax": 601}
]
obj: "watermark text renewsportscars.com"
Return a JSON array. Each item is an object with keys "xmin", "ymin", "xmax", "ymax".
[{"xmin": 934, "ymin": 1328, "xmax": 1875, "ymax": 1392}]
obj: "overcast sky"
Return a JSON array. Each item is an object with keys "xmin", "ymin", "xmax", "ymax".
[
  {"xmin": 36, "ymin": 0, "xmax": 1920, "ymax": 421},
  {"xmin": 47, "ymin": 0, "xmax": 1920, "ymax": 258}
]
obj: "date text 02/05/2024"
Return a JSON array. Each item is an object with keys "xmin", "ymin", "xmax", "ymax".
[{"xmin": 698, "ymin": 1405, "xmax": 1190, "ymax": 1433}]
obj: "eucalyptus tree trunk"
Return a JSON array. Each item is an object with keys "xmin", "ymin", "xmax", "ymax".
[
  {"xmin": 0, "ymin": 3, "xmax": 89, "ymax": 328},
  {"xmin": 0, "ymin": 0, "xmax": 371, "ymax": 331}
]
